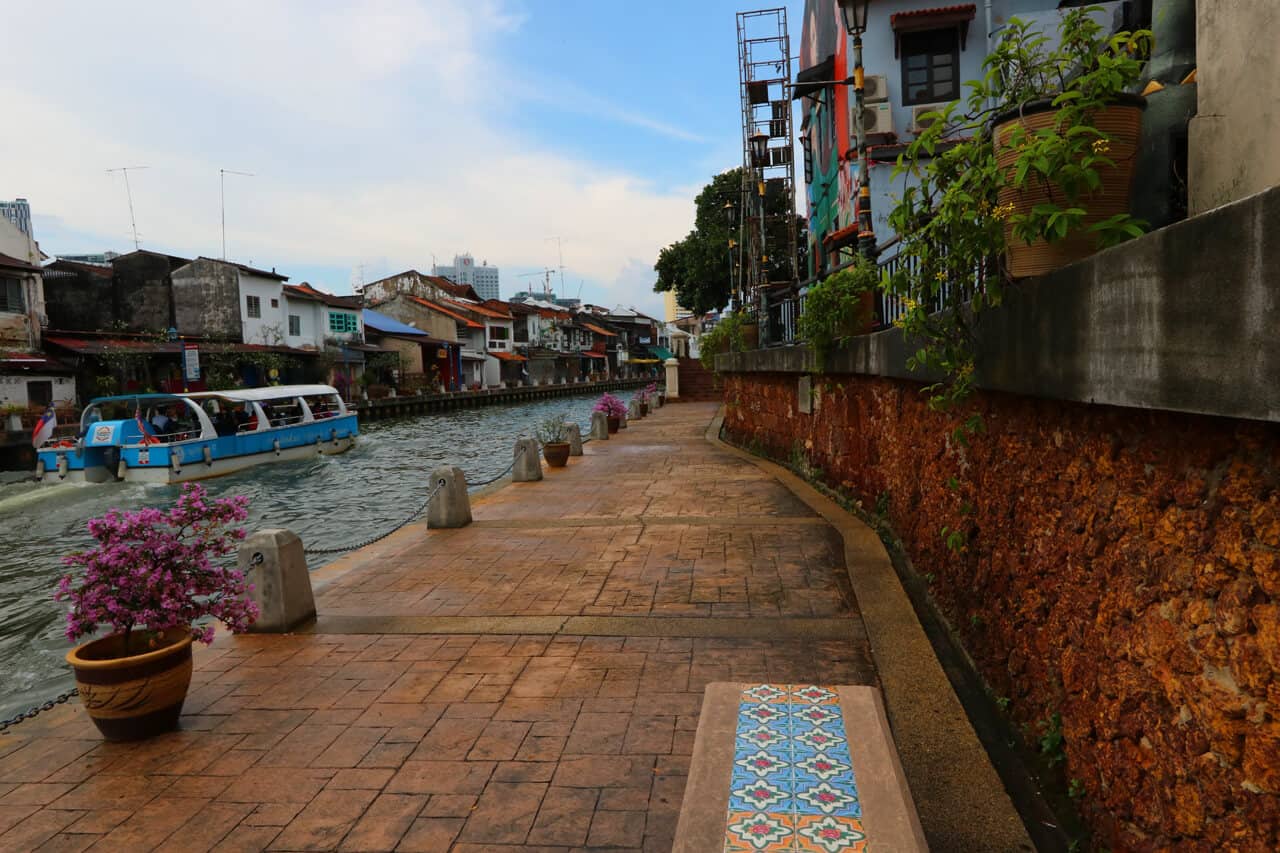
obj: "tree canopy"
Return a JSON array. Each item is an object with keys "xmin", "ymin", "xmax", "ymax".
[{"xmin": 653, "ymin": 167, "xmax": 806, "ymax": 315}]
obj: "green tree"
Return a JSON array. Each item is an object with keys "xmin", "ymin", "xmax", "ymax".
[{"xmin": 654, "ymin": 167, "xmax": 807, "ymax": 314}]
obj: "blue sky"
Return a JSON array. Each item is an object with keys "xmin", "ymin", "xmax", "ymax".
[{"xmin": 2, "ymin": 0, "xmax": 803, "ymax": 317}]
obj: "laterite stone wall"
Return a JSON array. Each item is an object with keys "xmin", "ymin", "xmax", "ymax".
[{"xmin": 722, "ymin": 372, "xmax": 1280, "ymax": 852}]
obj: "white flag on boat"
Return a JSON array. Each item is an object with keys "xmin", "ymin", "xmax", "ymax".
[{"xmin": 31, "ymin": 406, "xmax": 56, "ymax": 448}]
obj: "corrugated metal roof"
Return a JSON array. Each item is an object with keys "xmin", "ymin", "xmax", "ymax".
[{"xmin": 363, "ymin": 309, "xmax": 427, "ymax": 337}]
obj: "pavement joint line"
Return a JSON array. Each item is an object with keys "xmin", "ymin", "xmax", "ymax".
[
  {"xmin": 468, "ymin": 515, "xmax": 827, "ymax": 528},
  {"xmin": 303, "ymin": 614, "xmax": 861, "ymax": 639}
]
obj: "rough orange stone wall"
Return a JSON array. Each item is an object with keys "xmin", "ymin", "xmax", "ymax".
[{"xmin": 722, "ymin": 372, "xmax": 1280, "ymax": 852}]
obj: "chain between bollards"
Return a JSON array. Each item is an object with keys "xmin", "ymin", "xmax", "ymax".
[
  {"xmin": 0, "ymin": 688, "xmax": 78, "ymax": 734},
  {"xmin": 304, "ymin": 476, "xmax": 448, "ymax": 555}
]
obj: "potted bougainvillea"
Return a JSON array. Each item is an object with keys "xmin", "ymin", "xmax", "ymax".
[
  {"xmin": 56, "ymin": 484, "xmax": 259, "ymax": 740},
  {"xmin": 594, "ymin": 393, "xmax": 626, "ymax": 433}
]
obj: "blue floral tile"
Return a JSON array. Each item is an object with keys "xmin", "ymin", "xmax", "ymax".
[{"xmin": 722, "ymin": 685, "xmax": 864, "ymax": 852}]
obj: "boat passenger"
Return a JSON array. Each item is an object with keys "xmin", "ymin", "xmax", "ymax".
[{"xmin": 150, "ymin": 408, "xmax": 172, "ymax": 434}]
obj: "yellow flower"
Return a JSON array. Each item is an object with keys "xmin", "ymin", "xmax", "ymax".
[
  {"xmin": 902, "ymin": 297, "xmax": 919, "ymax": 311},
  {"xmin": 1091, "ymin": 139, "xmax": 1111, "ymax": 155},
  {"xmin": 934, "ymin": 270, "xmax": 947, "ymax": 282}
]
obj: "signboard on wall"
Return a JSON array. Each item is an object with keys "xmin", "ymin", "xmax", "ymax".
[{"xmin": 182, "ymin": 344, "xmax": 200, "ymax": 382}]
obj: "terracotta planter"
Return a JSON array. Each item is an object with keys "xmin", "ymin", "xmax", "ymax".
[
  {"xmin": 741, "ymin": 322, "xmax": 760, "ymax": 350},
  {"xmin": 543, "ymin": 442, "xmax": 570, "ymax": 468},
  {"xmin": 607, "ymin": 416, "xmax": 621, "ymax": 434},
  {"xmin": 994, "ymin": 95, "xmax": 1145, "ymax": 278},
  {"xmin": 640, "ymin": 403, "xmax": 649, "ymax": 417},
  {"xmin": 66, "ymin": 629, "xmax": 194, "ymax": 741}
]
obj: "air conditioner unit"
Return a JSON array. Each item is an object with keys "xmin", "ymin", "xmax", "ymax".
[
  {"xmin": 857, "ymin": 102, "xmax": 894, "ymax": 136},
  {"xmin": 910, "ymin": 103, "xmax": 948, "ymax": 134},
  {"xmin": 863, "ymin": 74, "xmax": 889, "ymax": 103}
]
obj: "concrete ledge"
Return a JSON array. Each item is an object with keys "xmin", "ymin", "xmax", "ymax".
[{"xmin": 718, "ymin": 184, "xmax": 1280, "ymax": 423}]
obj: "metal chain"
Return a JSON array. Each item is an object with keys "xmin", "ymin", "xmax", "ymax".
[
  {"xmin": 304, "ymin": 476, "xmax": 448, "ymax": 556},
  {"xmin": 0, "ymin": 688, "xmax": 78, "ymax": 734},
  {"xmin": 466, "ymin": 443, "xmax": 526, "ymax": 488}
]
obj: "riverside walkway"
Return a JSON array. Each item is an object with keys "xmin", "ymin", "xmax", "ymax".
[{"xmin": 0, "ymin": 403, "xmax": 1027, "ymax": 852}]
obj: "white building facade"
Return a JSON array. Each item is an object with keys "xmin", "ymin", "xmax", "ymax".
[{"xmin": 435, "ymin": 253, "xmax": 500, "ymax": 301}]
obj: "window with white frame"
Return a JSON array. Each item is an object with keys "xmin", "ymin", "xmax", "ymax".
[{"xmin": 246, "ymin": 294, "xmax": 261, "ymax": 318}]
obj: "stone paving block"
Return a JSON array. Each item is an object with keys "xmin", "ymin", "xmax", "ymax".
[
  {"xmin": 268, "ymin": 787, "xmax": 377, "ymax": 851},
  {"xmin": 527, "ymin": 786, "xmax": 598, "ymax": 846},
  {"xmin": 457, "ymin": 781, "xmax": 547, "ymax": 845},
  {"xmin": 396, "ymin": 817, "xmax": 464, "ymax": 852},
  {"xmin": 338, "ymin": 792, "xmax": 426, "ymax": 852},
  {"xmin": 588, "ymin": 809, "xmax": 647, "ymax": 847},
  {"xmin": 386, "ymin": 761, "xmax": 495, "ymax": 795}
]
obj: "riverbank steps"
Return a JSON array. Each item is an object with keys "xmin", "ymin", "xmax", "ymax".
[{"xmin": 0, "ymin": 403, "xmax": 1023, "ymax": 852}]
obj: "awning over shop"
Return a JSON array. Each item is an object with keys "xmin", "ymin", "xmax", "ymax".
[
  {"xmin": 630, "ymin": 358, "xmax": 662, "ymax": 364},
  {"xmin": 44, "ymin": 336, "xmax": 316, "ymax": 358},
  {"xmin": 650, "ymin": 346, "xmax": 675, "ymax": 361},
  {"xmin": 582, "ymin": 352, "xmax": 607, "ymax": 360},
  {"xmin": 580, "ymin": 322, "xmax": 617, "ymax": 337},
  {"xmin": 489, "ymin": 351, "xmax": 527, "ymax": 362}
]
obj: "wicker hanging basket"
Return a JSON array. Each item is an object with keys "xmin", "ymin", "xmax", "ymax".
[{"xmin": 994, "ymin": 94, "xmax": 1145, "ymax": 279}]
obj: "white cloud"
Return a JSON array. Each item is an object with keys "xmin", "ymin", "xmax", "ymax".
[{"xmin": 1, "ymin": 0, "xmax": 690, "ymax": 317}]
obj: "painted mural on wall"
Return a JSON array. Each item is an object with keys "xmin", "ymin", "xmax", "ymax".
[{"xmin": 800, "ymin": 0, "xmax": 858, "ymax": 280}]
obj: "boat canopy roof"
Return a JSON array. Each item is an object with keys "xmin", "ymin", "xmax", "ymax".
[
  {"xmin": 86, "ymin": 385, "xmax": 342, "ymax": 408},
  {"xmin": 187, "ymin": 385, "xmax": 341, "ymax": 402}
]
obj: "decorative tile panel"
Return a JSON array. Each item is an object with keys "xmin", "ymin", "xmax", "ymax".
[{"xmin": 723, "ymin": 684, "xmax": 867, "ymax": 852}]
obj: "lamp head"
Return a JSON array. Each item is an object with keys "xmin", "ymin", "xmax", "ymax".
[
  {"xmin": 750, "ymin": 130, "xmax": 769, "ymax": 163},
  {"xmin": 837, "ymin": 0, "xmax": 870, "ymax": 35}
]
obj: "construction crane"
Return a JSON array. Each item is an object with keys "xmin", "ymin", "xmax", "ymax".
[{"xmin": 515, "ymin": 268, "xmax": 557, "ymax": 298}]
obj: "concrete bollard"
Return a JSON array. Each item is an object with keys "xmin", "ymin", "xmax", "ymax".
[
  {"xmin": 564, "ymin": 422, "xmax": 583, "ymax": 456},
  {"xmin": 628, "ymin": 398, "xmax": 641, "ymax": 420},
  {"xmin": 240, "ymin": 529, "xmax": 315, "ymax": 633},
  {"xmin": 513, "ymin": 437, "xmax": 543, "ymax": 482},
  {"xmin": 427, "ymin": 466, "xmax": 471, "ymax": 528},
  {"xmin": 589, "ymin": 411, "xmax": 609, "ymax": 440},
  {"xmin": 665, "ymin": 357, "xmax": 680, "ymax": 399},
  {"xmin": 619, "ymin": 408, "xmax": 628, "ymax": 429}
]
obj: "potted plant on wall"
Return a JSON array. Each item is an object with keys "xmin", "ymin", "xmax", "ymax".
[
  {"xmin": 536, "ymin": 414, "xmax": 572, "ymax": 468},
  {"xmin": 595, "ymin": 393, "xmax": 626, "ymax": 433},
  {"xmin": 796, "ymin": 259, "xmax": 880, "ymax": 369},
  {"xmin": 56, "ymin": 484, "xmax": 259, "ymax": 741},
  {"xmin": 882, "ymin": 8, "xmax": 1151, "ymax": 409},
  {"xmin": 2, "ymin": 403, "xmax": 24, "ymax": 432}
]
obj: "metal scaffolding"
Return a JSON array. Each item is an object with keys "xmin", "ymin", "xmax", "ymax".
[{"xmin": 736, "ymin": 7, "xmax": 798, "ymax": 330}]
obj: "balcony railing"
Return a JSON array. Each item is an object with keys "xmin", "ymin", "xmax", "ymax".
[{"xmin": 759, "ymin": 244, "xmax": 993, "ymax": 349}]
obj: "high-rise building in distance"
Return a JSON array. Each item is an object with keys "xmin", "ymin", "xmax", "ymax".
[
  {"xmin": 0, "ymin": 199, "xmax": 32, "ymax": 237},
  {"xmin": 435, "ymin": 253, "xmax": 500, "ymax": 301}
]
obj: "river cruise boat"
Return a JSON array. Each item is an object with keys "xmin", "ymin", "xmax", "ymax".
[{"xmin": 36, "ymin": 385, "xmax": 357, "ymax": 484}]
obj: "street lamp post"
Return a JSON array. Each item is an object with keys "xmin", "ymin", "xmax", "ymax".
[
  {"xmin": 748, "ymin": 130, "xmax": 770, "ymax": 340},
  {"xmin": 724, "ymin": 200, "xmax": 738, "ymax": 312},
  {"xmin": 838, "ymin": 0, "xmax": 877, "ymax": 262}
]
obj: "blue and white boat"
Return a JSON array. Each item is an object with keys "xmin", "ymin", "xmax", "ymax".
[{"xmin": 36, "ymin": 385, "xmax": 357, "ymax": 484}]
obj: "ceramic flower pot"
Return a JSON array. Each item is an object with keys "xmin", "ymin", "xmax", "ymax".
[
  {"xmin": 607, "ymin": 416, "xmax": 620, "ymax": 434},
  {"xmin": 543, "ymin": 442, "xmax": 571, "ymax": 468},
  {"xmin": 66, "ymin": 629, "xmax": 194, "ymax": 741},
  {"xmin": 994, "ymin": 95, "xmax": 1145, "ymax": 278}
]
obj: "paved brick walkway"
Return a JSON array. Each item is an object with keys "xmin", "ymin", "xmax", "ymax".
[{"xmin": 0, "ymin": 403, "xmax": 876, "ymax": 852}]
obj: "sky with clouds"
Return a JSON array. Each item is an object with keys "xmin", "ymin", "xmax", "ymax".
[{"xmin": 3, "ymin": 0, "xmax": 803, "ymax": 317}]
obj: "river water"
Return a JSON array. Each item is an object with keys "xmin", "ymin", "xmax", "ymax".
[{"xmin": 0, "ymin": 389, "xmax": 635, "ymax": 719}]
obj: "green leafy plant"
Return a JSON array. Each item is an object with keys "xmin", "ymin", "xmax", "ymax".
[
  {"xmin": 699, "ymin": 312, "xmax": 750, "ymax": 371},
  {"xmin": 886, "ymin": 8, "xmax": 1151, "ymax": 412},
  {"xmin": 535, "ymin": 414, "xmax": 570, "ymax": 446},
  {"xmin": 1068, "ymin": 777, "xmax": 1086, "ymax": 799},
  {"xmin": 796, "ymin": 258, "xmax": 879, "ymax": 370},
  {"xmin": 1038, "ymin": 712, "xmax": 1066, "ymax": 766}
]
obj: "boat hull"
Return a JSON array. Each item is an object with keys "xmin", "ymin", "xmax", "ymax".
[{"xmin": 39, "ymin": 414, "xmax": 357, "ymax": 485}]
